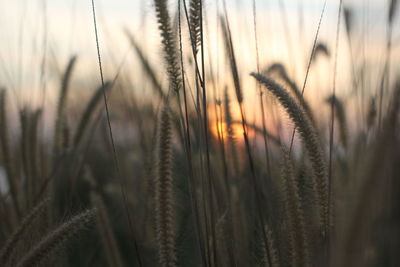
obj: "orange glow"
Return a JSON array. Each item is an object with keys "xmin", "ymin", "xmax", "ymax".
[
  {"xmin": 211, "ymin": 121, "xmax": 255, "ymax": 141},
  {"xmin": 212, "ymin": 121, "xmax": 227, "ymax": 139}
]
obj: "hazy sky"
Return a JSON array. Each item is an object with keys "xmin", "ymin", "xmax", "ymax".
[{"xmin": 0, "ymin": 0, "xmax": 398, "ymax": 112}]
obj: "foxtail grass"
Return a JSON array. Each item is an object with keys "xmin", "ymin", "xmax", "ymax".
[
  {"xmin": 16, "ymin": 209, "xmax": 95, "ymax": 267},
  {"xmin": 264, "ymin": 224, "xmax": 279, "ymax": 267},
  {"xmin": 312, "ymin": 42, "xmax": 331, "ymax": 62},
  {"xmin": 73, "ymin": 82, "xmax": 112, "ymax": 146},
  {"xmin": 281, "ymin": 149, "xmax": 311, "ymax": 267},
  {"xmin": 326, "ymin": 95, "xmax": 347, "ymax": 149},
  {"xmin": 0, "ymin": 199, "xmax": 48, "ymax": 266},
  {"xmin": 265, "ymin": 63, "xmax": 315, "ymax": 124},
  {"xmin": 154, "ymin": 0, "xmax": 181, "ymax": 95},
  {"xmin": 189, "ymin": 0, "xmax": 201, "ymax": 54},
  {"xmin": 251, "ymin": 73, "xmax": 328, "ymax": 233},
  {"xmin": 53, "ymin": 56, "xmax": 77, "ymax": 155},
  {"xmin": 155, "ymin": 106, "xmax": 177, "ymax": 267}
]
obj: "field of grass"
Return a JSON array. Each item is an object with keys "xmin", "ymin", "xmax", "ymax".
[{"xmin": 0, "ymin": 0, "xmax": 399, "ymax": 266}]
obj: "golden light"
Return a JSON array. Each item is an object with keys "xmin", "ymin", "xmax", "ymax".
[
  {"xmin": 213, "ymin": 121, "xmax": 227, "ymax": 138},
  {"xmin": 211, "ymin": 121, "xmax": 255, "ymax": 141}
]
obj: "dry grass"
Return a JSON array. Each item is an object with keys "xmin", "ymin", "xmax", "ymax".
[{"xmin": 0, "ymin": 0, "xmax": 399, "ymax": 266}]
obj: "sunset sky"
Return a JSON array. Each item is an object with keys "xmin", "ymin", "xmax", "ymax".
[{"xmin": 0, "ymin": 0, "xmax": 398, "ymax": 125}]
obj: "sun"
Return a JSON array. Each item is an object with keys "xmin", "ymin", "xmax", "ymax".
[{"xmin": 211, "ymin": 121, "xmax": 254, "ymax": 141}]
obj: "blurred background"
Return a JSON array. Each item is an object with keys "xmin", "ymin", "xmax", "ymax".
[
  {"xmin": 1, "ymin": 0, "xmax": 399, "ymax": 122},
  {"xmin": 0, "ymin": 1, "xmax": 400, "ymax": 266}
]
